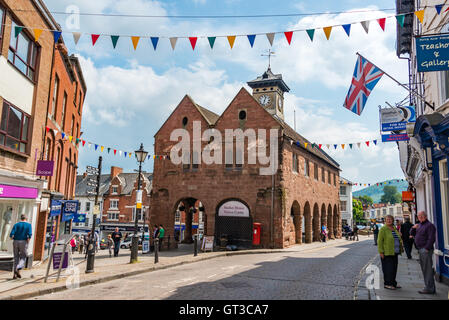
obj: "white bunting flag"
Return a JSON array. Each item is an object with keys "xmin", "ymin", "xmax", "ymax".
[
  {"xmin": 357, "ymin": 142, "xmax": 361, "ymax": 148},
  {"xmin": 266, "ymin": 33, "xmax": 275, "ymax": 46},
  {"xmin": 73, "ymin": 32, "xmax": 82, "ymax": 45},
  {"xmin": 170, "ymin": 37, "xmax": 178, "ymax": 50},
  {"xmin": 361, "ymin": 21, "xmax": 370, "ymax": 34}
]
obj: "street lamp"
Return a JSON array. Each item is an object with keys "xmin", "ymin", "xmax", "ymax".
[{"xmin": 130, "ymin": 143, "xmax": 148, "ymax": 263}]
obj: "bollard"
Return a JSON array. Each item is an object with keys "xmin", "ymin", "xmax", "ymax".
[
  {"xmin": 194, "ymin": 234, "xmax": 198, "ymax": 257},
  {"xmin": 154, "ymin": 238, "xmax": 159, "ymax": 264}
]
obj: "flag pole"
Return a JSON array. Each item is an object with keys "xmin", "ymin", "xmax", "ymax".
[{"xmin": 356, "ymin": 52, "xmax": 434, "ymax": 110}]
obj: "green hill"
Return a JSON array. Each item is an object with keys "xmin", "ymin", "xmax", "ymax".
[{"xmin": 353, "ymin": 179, "xmax": 408, "ymax": 203}]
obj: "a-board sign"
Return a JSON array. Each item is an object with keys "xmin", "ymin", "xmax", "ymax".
[
  {"xmin": 201, "ymin": 236, "xmax": 214, "ymax": 252},
  {"xmin": 52, "ymin": 246, "xmax": 69, "ymax": 270}
]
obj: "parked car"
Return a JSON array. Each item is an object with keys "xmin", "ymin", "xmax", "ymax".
[{"xmin": 120, "ymin": 238, "xmax": 143, "ymax": 249}]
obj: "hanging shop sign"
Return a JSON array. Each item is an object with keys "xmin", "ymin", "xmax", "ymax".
[
  {"xmin": 416, "ymin": 34, "xmax": 449, "ymax": 72},
  {"xmin": 73, "ymin": 213, "xmax": 86, "ymax": 223},
  {"xmin": 402, "ymin": 191, "xmax": 414, "ymax": 202},
  {"xmin": 61, "ymin": 201, "xmax": 79, "ymax": 222},
  {"xmin": 218, "ymin": 201, "xmax": 249, "ymax": 217},
  {"xmin": 36, "ymin": 160, "xmax": 54, "ymax": 176},
  {"xmin": 50, "ymin": 200, "xmax": 62, "ymax": 217},
  {"xmin": 380, "ymin": 106, "xmax": 416, "ymax": 131}
]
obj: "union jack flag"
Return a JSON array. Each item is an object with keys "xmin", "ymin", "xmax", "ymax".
[{"xmin": 343, "ymin": 55, "xmax": 384, "ymax": 115}]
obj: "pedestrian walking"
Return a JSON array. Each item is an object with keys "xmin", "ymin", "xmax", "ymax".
[
  {"xmin": 352, "ymin": 224, "xmax": 359, "ymax": 241},
  {"xmin": 377, "ymin": 215, "xmax": 404, "ymax": 290},
  {"xmin": 111, "ymin": 228, "xmax": 122, "ymax": 257},
  {"xmin": 158, "ymin": 224, "xmax": 165, "ymax": 251},
  {"xmin": 410, "ymin": 211, "xmax": 437, "ymax": 295},
  {"xmin": 9, "ymin": 214, "xmax": 32, "ymax": 279},
  {"xmin": 79, "ymin": 236, "xmax": 84, "ymax": 254},
  {"xmin": 321, "ymin": 225, "xmax": 327, "ymax": 242},
  {"xmin": 372, "ymin": 223, "xmax": 379, "ymax": 246},
  {"xmin": 107, "ymin": 234, "xmax": 114, "ymax": 258},
  {"xmin": 70, "ymin": 236, "xmax": 77, "ymax": 254},
  {"xmin": 400, "ymin": 218, "xmax": 414, "ymax": 259}
]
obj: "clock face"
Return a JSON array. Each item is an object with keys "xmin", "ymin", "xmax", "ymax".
[{"xmin": 259, "ymin": 95, "xmax": 271, "ymax": 106}]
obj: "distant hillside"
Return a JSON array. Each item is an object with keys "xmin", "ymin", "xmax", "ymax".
[{"xmin": 353, "ymin": 180, "xmax": 408, "ymax": 203}]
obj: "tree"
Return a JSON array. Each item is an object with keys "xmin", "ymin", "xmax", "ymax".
[
  {"xmin": 352, "ymin": 198, "xmax": 364, "ymax": 225},
  {"xmin": 380, "ymin": 186, "xmax": 402, "ymax": 204},
  {"xmin": 356, "ymin": 195, "xmax": 373, "ymax": 207}
]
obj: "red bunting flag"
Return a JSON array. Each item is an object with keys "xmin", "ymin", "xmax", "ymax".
[
  {"xmin": 189, "ymin": 37, "xmax": 198, "ymax": 50},
  {"xmin": 377, "ymin": 18, "xmax": 386, "ymax": 31},
  {"xmin": 92, "ymin": 34, "xmax": 100, "ymax": 46},
  {"xmin": 45, "ymin": 126, "xmax": 50, "ymax": 132},
  {"xmin": 319, "ymin": 144, "xmax": 322, "ymax": 149},
  {"xmin": 365, "ymin": 141, "xmax": 370, "ymax": 146},
  {"xmin": 114, "ymin": 149, "xmax": 117, "ymax": 155},
  {"xmin": 284, "ymin": 31, "xmax": 293, "ymax": 45},
  {"xmin": 82, "ymin": 140, "xmax": 86, "ymax": 147}
]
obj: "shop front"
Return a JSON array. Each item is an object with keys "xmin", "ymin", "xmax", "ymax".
[
  {"xmin": 414, "ymin": 113, "xmax": 449, "ymax": 284},
  {"xmin": 0, "ymin": 181, "xmax": 42, "ymax": 269}
]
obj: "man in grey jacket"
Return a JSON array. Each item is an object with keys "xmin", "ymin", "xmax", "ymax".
[{"xmin": 410, "ymin": 211, "xmax": 437, "ymax": 294}]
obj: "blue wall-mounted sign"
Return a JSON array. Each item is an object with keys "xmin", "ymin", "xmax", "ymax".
[
  {"xmin": 62, "ymin": 200, "xmax": 79, "ymax": 222},
  {"xmin": 380, "ymin": 106, "xmax": 416, "ymax": 131},
  {"xmin": 416, "ymin": 34, "xmax": 449, "ymax": 72},
  {"xmin": 50, "ymin": 200, "xmax": 62, "ymax": 217}
]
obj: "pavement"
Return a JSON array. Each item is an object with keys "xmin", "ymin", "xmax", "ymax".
[
  {"xmin": 0, "ymin": 237, "xmax": 354, "ymax": 300},
  {"xmin": 356, "ymin": 244, "xmax": 449, "ymax": 300}
]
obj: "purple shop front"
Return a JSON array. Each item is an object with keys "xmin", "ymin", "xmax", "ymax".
[{"xmin": 0, "ymin": 184, "xmax": 38, "ymax": 199}]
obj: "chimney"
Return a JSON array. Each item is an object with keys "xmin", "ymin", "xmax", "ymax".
[
  {"xmin": 83, "ymin": 171, "xmax": 87, "ymax": 178},
  {"xmin": 111, "ymin": 166, "xmax": 123, "ymax": 178}
]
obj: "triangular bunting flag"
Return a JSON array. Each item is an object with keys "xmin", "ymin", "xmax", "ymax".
[
  {"xmin": 68, "ymin": 136, "xmax": 73, "ymax": 142},
  {"xmin": 415, "ymin": 10, "xmax": 425, "ymax": 24},
  {"xmin": 306, "ymin": 29, "xmax": 315, "ymax": 42},
  {"xmin": 436, "ymin": 4, "xmax": 444, "ymax": 15},
  {"xmin": 107, "ymin": 148, "xmax": 111, "ymax": 153},
  {"xmin": 349, "ymin": 144, "xmax": 353, "ymax": 149},
  {"xmin": 247, "ymin": 34, "xmax": 256, "ymax": 48},
  {"xmin": 377, "ymin": 18, "xmax": 386, "ymax": 31},
  {"xmin": 53, "ymin": 129, "xmax": 58, "ymax": 137},
  {"xmin": 119, "ymin": 150, "xmax": 122, "ymax": 156},
  {"xmin": 207, "ymin": 37, "xmax": 216, "ymax": 49},
  {"xmin": 361, "ymin": 20, "xmax": 370, "ymax": 34},
  {"xmin": 91, "ymin": 34, "xmax": 100, "ymax": 46},
  {"xmin": 45, "ymin": 126, "xmax": 50, "ymax": 132},
  {"xmin": 326, "ymin": 144, "xmax": 330, "ymax": 149},
  {"xmin": 114, "ymin": 149, "xmax": 117, "ymax": 155},
  {"xmin": 131, "ymin": 36, "xmax": 140, "ymax": 50},
  {"xmin": 61, "ymin": 133, "xmax": 66, "ymax": 139},
  {"xmin": 82, "ymin": 140, "xmax": 86, "ymax": 147},
  {"xmin": 296, "ymin": 141, "xmax": 300, "ymax": 147},
  {"xmin": 88, "ymin": 142, "xmax": 91, "ymax": 148},
  {"xmin": 95, "ymin": 144, "xmax": 98, "ymax": 151},
  {"xmin": 73, "ymin": 32, "xmax": 82, "ymax": 45},
  {"xmin": 323, "ymin": 27, "xmax": 332, "ymax": 40},
  {"xmin": 304, "ymin": 143, "xmax": 308, "ymax": 148},
  {"xmin": 189, "ymin": 37, "xmax": 198, "ymax": 50},
  {"xmin": 319, "ymin": 144, "xmax": 322, "ymax": 149},
  {"xmin": 170, "ymin": 37, "xmax": 178, "ymax": 50},
  {"xmin": 151, "ymin": 37, "xmax": 159, "ymax": 50},
  {"xmin": 266, "ymin": 33, "xmax": 275, "ymax": 46},
  {"xmin": 396, "ymin": 14, "xmax": 405, "ymax": 28},
  {"xmin": 111, "ymin": 35, "xmax": 120, "ymax": 48},
  {"xmin": 357, "ymin": 142, "xmax": 361, "ymax": 148},
  {"xmin": 341, "ymin": 144, "xmax": 345, "ymax": 149},
  {"xmin": 342, "ymin": 24, "xmax": 351, "ymax": 37},
  {"xmin": 101, "ymin": 146, "xmax": 104, "ymax": 152},
  {"xmin": 129, "ymin": 152, "xmax": 132, "ymax": 158},
  {"xmin": 284, "ymin": 31, "xmax": 293, "ymax": 45},
  {"xmin": 334, "ymin": 144, "xmax": 337, "ymax": 149},
  {"xmin": 34, "ymin": 29, "xmax": 43, "ymax": 42},
  {"xmin": 227, "ymin": 36, "xmax": 236, "ymax": 49},
  {"xmin": 365, "ymin": 141, "xmax": 370, "ymax": 147},
  {"xmin": 14, "ymin": 26, "xmax": 23, "ymax": 38},
  {"xmin": 124, "ymin": 152, "xmax": 127, "ymax": 157},
  {"xmin": 53, "ymin": 31, "xmax": 62, "ymax": 43},
  {"xmin": 373, "ymin": 140, "xmax": 377, "ymax": 145}
]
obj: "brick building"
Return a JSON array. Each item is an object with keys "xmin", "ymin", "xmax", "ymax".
[
  {"xmin": 75, "ymin": 166, "xmax": 152, "ymax": 240},
  {"xmin": 33, "ymin": 39, "xmax": 86, "ymax": 260},
  {"xmin": 150, "ymin": 68, "xmax": 341, "ymax": 249},
  {"xmin": 0, "ymin": 0, "xmax": 60, "ymax": 265}
]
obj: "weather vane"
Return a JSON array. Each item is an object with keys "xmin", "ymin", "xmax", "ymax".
[{"xmin": 261, "ymin": 49, "xmax": 275, "ymax": 70}]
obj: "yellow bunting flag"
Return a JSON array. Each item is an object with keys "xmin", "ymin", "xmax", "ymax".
[
  {"xmin": 101, "ymin": 146, "xmax": 104, "ymax": 152},
  {"xmin": 227, "ymin": 36, "xmax": 236, "ymax": 49},
  {"xmin": 415, "ymin": 10, "xmax": 425, "ymax": 24},
  {"xmin": 129, "ymin": 152, "xmax": 132, "ymax": 158},
  {"xmin": 34, "ymin": 29, "xmax": 43, "ymax": 42},
  {"xmin": 323, "ymin": 26, "xmax": 332, "ymax": 40},
  {"xmin": 341, "ymin": 144, "xmax": 345, "ymax": 149},
  {"xmin": 68, "ymin": 136, "xmax": 73, "ymax": 142},
  {"xmin": 131, "ymin": 36, "xmax": 140, "ymax": 50},
  {"xmin": 153, "ymin": 155, "xmax": 156, "ymax": 159},
  {"xmin": 304, "ymin": 143, "xmax": 308, "ymax": 148}
]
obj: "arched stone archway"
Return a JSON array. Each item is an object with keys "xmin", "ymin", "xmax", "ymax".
[
  {"xmin": 327, "ymin": 204, "xmax": 334, "ymax": 239},
  {"xmin": 174, "ymin": 198, "xmax": 205, "ymax": 244},
  {"xmin": 312, "ymin": 203, "xmax": 320, "ymax": 242},
  {"xmin": 333, "ymin": 204, "xmax": 339, "ymax": 239},
  {"xmin": 304, "ymin": 202, "xmax": 312, "ymax": 243},
  {"xmin": 215, "ymin": 198, "xmax": 252, "ymax": 248},
  {"xmin": 321, "ymin": 204, "xmax": 327, "ymax": 228},
  {"xmin": 290, "ymin": 201, "xmax": 302, "ymax": 244}
]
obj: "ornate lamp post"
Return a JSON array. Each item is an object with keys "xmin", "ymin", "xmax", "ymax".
[{"xmin": 130, "ymin": 143, "xmax": 148, "ymax": 263}]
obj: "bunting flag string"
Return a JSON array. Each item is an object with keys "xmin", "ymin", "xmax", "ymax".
[
  {"xmin": 5, "ymin": 6, "xmax": 435, "ymax": 52},
  {"xmin": 290, "ymin": 137, "xmax": 382, "ymax": 151},
  {"xmin": 44, "ymin": 126, "xmax": 170, "ymax": 160},
  {"xmin": 342, "ymin": 178, "xmax": 407, "ymax": 187}
]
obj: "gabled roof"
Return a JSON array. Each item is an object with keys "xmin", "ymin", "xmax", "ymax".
[{"xmin": 75, "ymin": 174, "xmax": 111, "ymax": 197}]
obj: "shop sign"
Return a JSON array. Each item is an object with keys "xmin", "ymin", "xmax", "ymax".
[
  {"xmin": 380, "ymin": 106, "xmax": 416, "ymax": 131},
  {"xmin": 100, "ymin": 225, "xmax": 149, "ymax": 232},
  {"xmin": 0, "ymin": 184, "xmax": 38, "ymax": 199},
  {"xmin": 416, "ymin": 34, "xmax": 449, "ymax": 72},
  {"xmin": 73, "ymin": 213, "xmax": 86, "ymax": 223},
  {"xmin": 52, "ymin": 246, "xmax": 69, "ymax": 270},
  {"xmin": 62, "ymin": 201, "xmax": 79, "ymax": 222},
  {"xmin": 50, "ymin": 200, "xmax": 62, "ymax": 217},
  {"xmin": 402, "ymin": 191, "xmax": 414, "ymax": 202},
  {"xmin": 218, "ymin": 200, "xmax": 249, "ymax": 217},
  {"xmin": 36, "ymin": 160, "xmax": 54, "ymax": 176},
  {"xmin": 142, "ymin": 240, "xmax": 150, "ymax": 253}
]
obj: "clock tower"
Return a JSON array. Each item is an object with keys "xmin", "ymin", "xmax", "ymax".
[{"xmin": 247, "ymin": 67, "xmax": 290, "ymax": 120}]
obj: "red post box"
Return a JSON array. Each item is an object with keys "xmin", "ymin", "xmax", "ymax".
[{"xmin": 253, "ymin": 223, "xmax": 261, "ymax": 245}]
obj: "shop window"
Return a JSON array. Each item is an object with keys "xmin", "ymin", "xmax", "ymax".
[
  {"xmin": 340, "ymin": 186, "xmax": 346, "ymax": 196},
  {"xmin": 0, "ymin": 101, "xmax": 30, "ymax": 154},
  {"xmin": 439, "ymin": 160, "xmax": 449, "ymax": 249},
  {"xmin": 340, "ymin": 201, "xmax": 347, "ymax": 212},
  {"xmin": 108, "ymin": 213, "xmax": 119, "ymax": 220},
  {"xmin": 8, "ymin": 21, "xmax": 38, "ymax": 81}
]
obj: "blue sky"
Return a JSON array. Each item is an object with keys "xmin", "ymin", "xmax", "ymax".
[{"xmin": 43, "ymin": 0, "xmax": 407, "ymax": 190}]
